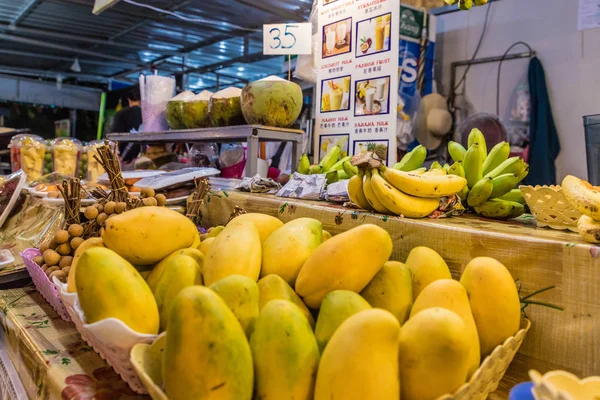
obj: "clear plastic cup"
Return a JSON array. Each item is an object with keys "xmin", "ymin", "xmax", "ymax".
[
  {"xmin": 51, "ymin": 138, "xmax": 82, "ymax": 177},
  {"xmin": 8, "ymin": 134, "xmax": 47, "ymax": 182},
  {"xmin": 86, "ymin": 140, "xmax": 109, "ymax": 183}
]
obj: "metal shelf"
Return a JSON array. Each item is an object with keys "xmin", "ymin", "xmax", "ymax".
[{"xmin": 107, "ymin": 125, "xmax": 304, "ymax": 178}]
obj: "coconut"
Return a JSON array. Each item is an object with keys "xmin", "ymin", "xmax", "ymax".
[
  {"xmin": 166, "ymin": 91, "xmax": 195, "ymax": 130},
  {"xmin": 182, "ymin": 90, "xmax": 213, "ymax": 129},
  {"xmin": 208, "ymin": 87, "xmax": 245, "ymax": 127},
  {"xmin": 241, "ymin": 76, "xmax": 303, "ymax": 128}
]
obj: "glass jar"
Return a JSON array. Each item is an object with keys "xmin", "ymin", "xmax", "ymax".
[
  {"xmin": 51, "ymin": 138, "xmax": 82, "ymax": 177},
  {"xmin": 8, "ymin": 134, "xmax": 46, "ymax": 182}
]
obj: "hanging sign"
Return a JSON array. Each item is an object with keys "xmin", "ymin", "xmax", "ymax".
[{"xmin": 263, "ymin": 23, "xmax": 312, "ymax": 55}]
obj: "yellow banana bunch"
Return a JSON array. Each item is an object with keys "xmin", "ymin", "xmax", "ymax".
[
  {"xmin": 380, "ymin": 166, "xmax": 467, "ymax": 198},
  {"xmin": 363, "ymin": 169, "xmax": 391, "ymax": 214},
  {"xmin": 347, "ymin": 169, "xmax": 373, "ymax": 211}
]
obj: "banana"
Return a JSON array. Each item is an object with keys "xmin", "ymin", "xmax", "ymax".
[
  {"xmin": 458, "ymin": 186, "xmax": 469, "ymax": 202},
  {"xmin": 499, "ymin": 189, "xmax": 526, "ymax": 205},
  {"xmin": 363, "ymin": 170, "xmax": 391, "ymax": 214},
  {"xmin": 562, "ymin": 175, "xmax": 600, "ymax": 221},
  {"xmin": 413, "ymin": 167, "xmax": 426, "ymax": 174},
  {"xmin": 448, "ymin": 161, "xmax": 465, "ymax": 178},
  {"xmin": 482, "ymin": 142, "xmax": 510, "ymax": 176},
  {"xmin": 483, "ymin": 156, "xmax": 526, "ymax": 179},
  {"xmin": 320, "ymin": 145, "xmax": 341, "ymax": 171},
  {"xmin": 343, "ymin": 160, "xmax": 358, "ymax": 177},
  {"xmin": 463, "ymin": 143, "xmax": 482, "ymax": 189},
  {"xmin": 448, "ymin": 141, "xmax": 467, "ymax": 163},
  {"xmin": 489, "ymin": 173, "xmax": 520, "ymax": 199},
  {"xmin": 370, "ymin": 169, "xmax": 440, "ymax": 218},
  {"xmin": 309, "ymin": 165, "xmax": 323, "ymax": 174},
  {"xmin": 474, "ymin": 0, "xmax": 488, "ymax": 5},
  {"xmin": 443, "ymin": 164, "xmax": 450, "ymax": 173},
  {"xmin": 337, "ymin": 170, "xmax": 351, "ymax": 180},
  {"xmin": 380, "ymin": 166, "xmax": 467, "ymax": 198},
  {"xmin": 327, "ymin": 170, "xmax": 349, "ymax": 184},
  {"xmin": 468, "ymin": 128, "xmax": 487, "ymax": 160},
  {"xmin": 348, "ymin": 170, "xmax": 373, "ymax": 211},
  {"xmin": 474, "ymin": 199, "xmax": 525, "ymax": 219},
  {"xmin": 297, "ymin": 154, "xmax": 310, "ymax": 174},
  {"xmin": 577, "ymin": 215, "xmax": 600, "ymax": 244},
  {"xmin": 394, "ymin": 145, "xmax": 427, "ymax": 171},
  {"xmin": 459, "ymin": 0, "xmax": 473, "ymax": 9},
  {"xmin": 517, "ymin": 167, "xmax": 529, "ymax": 182},
  {"xmin": 467, "ymin": 177, "xmax": 493, "ymax": 207},
  {"xmin": 326, "ymin": 155, "xmax": 352, "ymax": 173},
  {"xmin": 424, "ymin": 168, "xmax": 447, "ymax": 176},
  {"xmin": 430, "ymin": 161, "xmax": 443, "ymax": 170}
]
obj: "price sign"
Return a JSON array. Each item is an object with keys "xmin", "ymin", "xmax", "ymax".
[{"xmin": 263, "ymin": 23, "xmax": 312, "ymax": 55}]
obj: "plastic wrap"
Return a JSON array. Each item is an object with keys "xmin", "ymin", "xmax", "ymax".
[{"xmin": 276, "ymin": 172, "xmax": 326, "ymax": 200}]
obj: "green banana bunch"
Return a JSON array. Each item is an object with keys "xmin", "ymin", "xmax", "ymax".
[
  {"xmin": 394, "ymin": 145, "xmax": 427, "ymax": 171},
  {"xmin": 342, "ymin": 160, "xmax": 358, "ymax": 177},
  {"xmin": 459, "ymin": 0, "xmax": 473, "ymax": 10},
  {"xmin": 448, "ymin": 161, "xmax": 465, "ymax": 178},
  {"xmin": 326, "ymin": 169, "xmax": 351, "ymax": 184},
  {"xmin": 468, "ymin": 128, "xmax": 487, "ymax": 160},
  {"xmin": 297, "ymin": 154, "xmax": 310, "ymax": 174},
  {"xmin": 474, "ymin": 199, "xmax": 525, "ymax": 219},
  {"xmin": 484, "ymin": 156, "xmax": 528, "ymax": 179},
  {"xmin": 482, "ymin": 141, "xmax": 510, "ymax": 176},
  {"xmin": 489, "ymin": 173, "xmax": 521, "ymax": 200},
  {"xmin": 458, "ymin": 186, "xmax": 470, "ymax": 202},
  {"xmin": 467, "ymin": 177, "xmax": 493, "ymax": 207},
  {"xmin": 309, "ymin": 164, "xmax": 323, "ymax": 174},
  {"xmin": 326, "ymin": 155, "xmax": 352, "ymax": 173},
  {"xmin": 320, "ymin": 145, "xmax": 341, "ymax": 172},
  {"xmin": 443, "ymin": 164, "xmax": 450, "ymax": 173},
  {"xmin": 463, "ymin": 143, "xmax": 483, "ymax": 189},
  {"xmin": 430, "ymin": 161, "xmax": 443, "ymax": 170},
  {"xmin": 499, "ymin": 189, "xmax": 526, "ymax": 205},
  {"xmin": 448, "ymin": 141, "xmax": 467, "ymax": 163}
]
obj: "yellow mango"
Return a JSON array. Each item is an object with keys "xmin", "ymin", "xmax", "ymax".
[
  {"xmin": 460, "ymin": 257, "xmax": 521, "ymax": 358},
  {"xmin": 250, "ymin": 300, "xmax": 320, "ymax": 400},
  {"xmin": 227, "ymin": 213, "xmax": 283, "ymax": 244},
  {"xmin": 314, "ymin": 290, "xmax": 371, "ymax": 353},
  {"xmin": 146, "ymin": 247, "xmax": 204, "ymax": 293},
  {"xmin": 203, "ymin": 221, "xmax": 261, "ymax": 285},
  {"xmin": 360, "ymin": 261, "xmax": 412, "ymax": 324},
  {"xmin": 410, "ymin": 279, "xmax": 480, "ymax": 378},
  {"xmin": 153, "ymin": 255, "xmax": 202, "ymax": 332},
  {"xmin": 75, "ymin": 247, "xmax": 159, "ymax": 334},
  {"xmin": 199, "ymin": 237, "xmax": 215, "ymax": 255},
  {"xmin": 314, "ymin": 309, "xmax": 400, "ymax": 400},
  {"xmin": 399, "ymin": 307, "xmax": 471, "ymax": 400},
  {"xmin": 210, "ymin": 275, "xmax": 259, "ymax": 337},
  {"xmin": 102, "ymin": 206, "xmax": 199, "ymax": 265},
  {"xmin": 295, "ymin": 224, "xmax": 392, "ymax": 308},
  {"xmin": 164, "ymin": 286, "xmax": 253, "ymax": 400},
  {"xmin": 261, "ymin": 218, "xmax": 323, "ymax": 286},
  {"xmin": 258, "ymin": 274, "xmax": 314, "ymax": 328},
  {"xmin": 405, "ymin": 246, "xmax": 451, "ymax": 300},
  {"xmin": 67, "ymin": 237, "xmax": 105, "ymax": 293}
]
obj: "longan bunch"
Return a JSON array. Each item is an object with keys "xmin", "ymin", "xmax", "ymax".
[
  {"xmin": 139, "ymin": 187, "xmax": 167, "ymax": 207},
  {"xmin": 83, "ymin": 200, "xmax": 127, "ymax": 228},
  {"xmin": 34, "ymin": 224, "xmax": 84, "ymax": 283}
]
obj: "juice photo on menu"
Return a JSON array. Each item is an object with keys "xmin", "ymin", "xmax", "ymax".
[
  {"xmin": 322, "ymin": 17, "xmax": 352, "ymax": 58},
  {"xmin": 321, "ymin": 75, "xmax": 352, "ymax": 113},
  {"xmin": 353, "ymin": 140, "xmax": 389, "ymax": 161},
  {"xmin": 319, "ymin": 134, "xmax": 349, "ymax": 160},
  {"xmin": 354, "ymin": 76, "xmax": 391, "ymax": 116},
  {"xmin": 356, "ymin": 12, "xmax": 392, "ymax": 57}
]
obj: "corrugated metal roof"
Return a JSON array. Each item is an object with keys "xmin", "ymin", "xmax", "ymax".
[{"xmin": 0, "ymin": 0, "xmax": 311, "ymax": 91}]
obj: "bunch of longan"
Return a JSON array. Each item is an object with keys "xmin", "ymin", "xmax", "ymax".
[
  {"xmin": 139, "ymin": 187, "xmax": 167, "ymax": 207},
  {"xmin": 34, "ymin": 224, "xmax": 84, "ymax": 283},
  {"xmin": 83, "ymin": 200, "xmax": 128, "ymax": 227}
]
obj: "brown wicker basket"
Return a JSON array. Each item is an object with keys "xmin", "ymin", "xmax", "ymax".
[{"xmin": 520, "ymin": 185, "xmax": 581, "ymax": 232}]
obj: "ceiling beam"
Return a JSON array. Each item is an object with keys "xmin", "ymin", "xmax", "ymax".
[
  {"xmin": 0, "ymin": 49, "xmax": 139, "ymax": 68},
  {"xmin": 232, "ymin": 0, "xmax": 307, "ymax": 21},
  {"xmin": 11, "ymin": 0, "xmax": 43, "ymax": 26},
  {"xmin": 0, "ymin": 65, "xmax": 135, "ymax": 83},
  {"xmin": 182, "ymin": 52, "xmax": 275, "ymax": 75}
]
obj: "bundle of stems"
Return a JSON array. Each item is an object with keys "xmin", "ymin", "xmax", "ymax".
[
  {"xmin": 93, "ymin": 140, "xmax": 135, "ymax": 206},
  {"xmin": 58, "ymin": 178, "xmax": 81, "ymax": 227},
  {"xmin": 186, "ymin": 177, "xmax": 210, "ymax": 225}
]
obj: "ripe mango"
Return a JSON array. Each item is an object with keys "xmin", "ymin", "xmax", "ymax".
[
  {"xmin": 146, "ymin": 248, "xmax": 204, "ymax": 293},
  {"xmin": 314, "ymin": 309, "xmax": 400, "ymax": 400},
  {"xmin": 258, "ymin": 274, "xmax": 314, "ymax": 328},
  {"xmin": 164, "ymin": 286, "xmax": 253, "ymax": 400},
  {"xmin": 210, "ymin": 275, "xmax": 259, "ymax": 338},
  {"xmin": 405, "ymin": 246, "xmax": 451, "ymax": 300},
  {"xmin": 67, "ymin": 237, "xmax": 105, "ymax": 293},
  {"xmin": 295, "ymin": 224, "xmax": 392, "ymax": 308},
  {"xmin": 261, "ymin": 218, "xmax": 323, "ymax": 286},
  {"xmin": 399, "ymin": 307, "xmax": 471, "ymax": 400},
  {"xmin": 199, "ymin": 236, "xmax": 215, "ymax": 255},
  {"xmin": 102, "ymin": 206, "xmax": 199, "ymax": 265},
  {"xmin": 460, "ymin": 257, "xmax": 521, "ymax": 358},
  {"xmin": 360, "ymin": 261, "xmax": 412, "ymax": 324},
  {"xmin": 250, "ymin": 300, "xmax": 320, "ymax": 400},
  {"xmin": 227, "ymin": 213, "xmax": 283, "ymax": 244},
  {"xmin": 75, "ymin": 247, "xmax": 159, "ymax": 334},
  {"xmin": 203, "ymin": 221, "xmax": 261, "ymax": 285},
  {"xmin": 314, "ymin": 290, "xmax": 371, "ymax": 353},
  {"xmin": 153, "ymin": 254, "xmax": 202, "ymax": 332},
  {"xmin": 410, "ymin": 279, "xmax": 480, "ymax": 378}
]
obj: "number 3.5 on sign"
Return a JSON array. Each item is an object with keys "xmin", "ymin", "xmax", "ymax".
[{"xmin": 263, "ymin": 23, "xmax": 312, "ymax": 55}]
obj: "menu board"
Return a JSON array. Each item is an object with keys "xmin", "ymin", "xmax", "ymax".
[{"xmin": 315, "ymin": 0, "xmax": 400, "ymax": 165}]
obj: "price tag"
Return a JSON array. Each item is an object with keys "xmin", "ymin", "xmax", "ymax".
[{"xmin": 263, "ymin": 23, "xmax": 312, "ymax": 55}]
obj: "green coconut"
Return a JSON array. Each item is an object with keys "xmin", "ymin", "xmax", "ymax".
[
  {"xmin": 182, "ymin": 90, "xmax": 213, "ymax": 129},
  {"xmin": 166, "ymin": 91, "xmax": 195, "ymax": 130},
  {"xmin": 208, "ymin": 87, "xmax": 245, "ymax": 127},
  {"xmin": 241, "ymin": 76, "xmax": 303, "ymax": 128}
]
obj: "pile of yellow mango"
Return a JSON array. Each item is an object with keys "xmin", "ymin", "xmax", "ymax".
[{"xmin": 64, "ymin": 207, "xmax": 522, "ymax": 400}]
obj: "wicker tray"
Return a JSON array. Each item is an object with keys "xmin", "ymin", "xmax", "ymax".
[
  {"xmin": 529, "ymin": 369, "xmax": 600, "ymax": 400},
  {"xmin": 520, "ymin": 185, "xmax": 581, "ymax": 232},
  {"xmin": 55, "ymin": 280, "xmax": 157, "ymax": 394},
  {"xmin": 130, "ymin": 319, "xmax": 530, "ymax": 400},
  {"xmin": 21, "ymin": 248, "xmax": 71, "ymax": 322}
]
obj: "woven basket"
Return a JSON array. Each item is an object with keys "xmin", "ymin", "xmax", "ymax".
[
  {"xmin": 21, "ymin": 248, "xmax": 71, "ymax": 322},
  {"xmin": 55, "ymin": 280, "xmax": 157, "ymax": 394},
  {"xmin": 529, "ymin": 369, "xmax": 600, "ymax": 400},
  {"xmin": 520, "ymin": 185, "xmax": 581, "ymax": 232},
  {"xmin": 131, "ymin": 319, "xmax": 530, "ymax": 400}
]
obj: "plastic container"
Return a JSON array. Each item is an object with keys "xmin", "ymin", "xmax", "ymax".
[
  {"xmin": 21, "ymin": 248, "xmax": 71, "ymax": 322},
  {"xmin": 0, "ymin": 170, "xmax": 26, "ymax": 229},
  {"xmin": 51, "ymin": 137, "xmax": 82, "ymax": 177},
  {"xmin": 86, "ymin": 140, "xmax": 108, "ymax": 183},
  {"xmin": 8, "ymin": 134, "xmax": 46, "ymax": 182},
  {"xmin": 520, "ymin": 185, "xmax": 581, "ymax": 232},
  {"xmin": 509, "ymin": 382, "xmax": 534, "ymax": 400},
  {"xmin": 584, "ymin": 114, "xmax": 600, "ymax": 185}
]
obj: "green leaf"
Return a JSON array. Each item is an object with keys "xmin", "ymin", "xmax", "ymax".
[
  {"xmin": 61, "ymin": 358, "xmax": 71, "ymax": 365},
  {"xmin": 42, "ymin": 349, "xmax": 59, "ymax": 355}
]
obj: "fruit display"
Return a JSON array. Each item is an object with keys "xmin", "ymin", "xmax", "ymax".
[
  {"xmin": 52, "ymin": 137, "xmax": 82, "ymax": 177},
  {"xmin": 448, "ymin": 128, "xmax": 529, "ymax": 219},
  {"xmin": 208, "ymin": 86, "xmax": 245, "ymax": 127},
  {"xmin": 562, "ymin": 175, "xmax": 600, "ymax": 243},
  {"xmin": 241, "ymin": 76, "xmax": 303, "ymax": 128},
  {"xmin": 8, "ymin": 134, "xmax": 47, "ymax": 182},
  {"xmin": 166, "ymin": 90, "xmax": 195, "ymax": 130}
]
